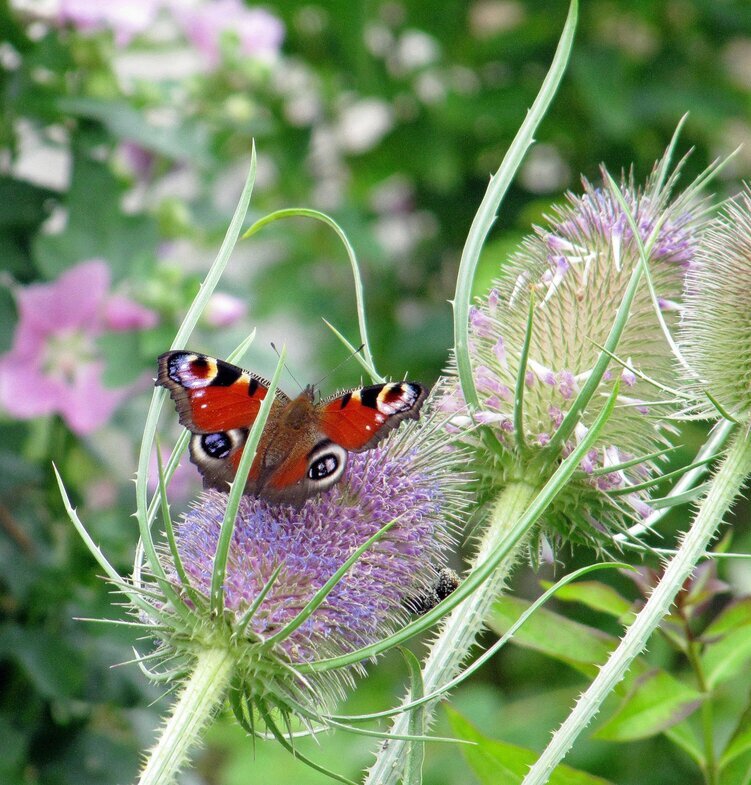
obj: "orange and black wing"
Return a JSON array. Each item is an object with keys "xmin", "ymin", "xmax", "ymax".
[
  {"xmin": 318, "ymin": 381, "xmax": 428, "ymax": 451},
  {"xmin": 156, "ymin": 351, "xmax": 290, "ymax": 494},
  {"xmin": 156, "ymin": 350, "xmax": 288, "ymax": 433}
]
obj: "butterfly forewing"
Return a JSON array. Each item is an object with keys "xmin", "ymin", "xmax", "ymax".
[
  {"xmin": 319, "ymin": 382, "xmax": 428, "ymax": 451},
  {"xmin": 157, "ymin": 351, "xmax": 288, "ymax": 433}
]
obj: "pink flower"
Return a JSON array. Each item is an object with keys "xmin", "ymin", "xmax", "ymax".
[
  {"xmin": 203, "ymin": 291, "xmax": 247, "ymax": 328},
  {"xmin": 174, "ymin": 1, "xmax": 284, "ymax": 68},
  {"xmin": 0, "ymin": 261, "xmax": 158, "ymax": 435},
  {"xmin": 148, "ymin": 447, "xmax": 198, "ymax": 503},
  {"xmin": 59, "ymin": 0, "xmax": 164, "ymax": 46}
]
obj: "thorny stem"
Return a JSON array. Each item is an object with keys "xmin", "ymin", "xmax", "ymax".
[
  {"xmin": 365, "ymin": 477, "xmax": 540, "ymax": 785},
  {"xmin": 138, "ymin": 648, "xmax": 234, "ymax": 785},
  {"xmin": 522, "ymin": 428, "xmax": 751, "ymax": 785}
]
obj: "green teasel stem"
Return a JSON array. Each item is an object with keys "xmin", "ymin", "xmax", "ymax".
[
  {"xmin": 363, "ymin": 382, "xmax": 618, "ymax": 784},
  {"xmin": 138, "ymin": 647, "xmax": 234, "ymax": 785},
  {"xmin": 522, "ymin": 426, "xmax": 751, "ymax": 785},
  {"xmin": 364, "ymin": 477, "xmax": 540, "ymax": 785}
]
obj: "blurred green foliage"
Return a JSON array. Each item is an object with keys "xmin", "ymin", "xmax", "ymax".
[{"xmin": 1, "ymin": 0, "xmax": 750, "ymax": 783}]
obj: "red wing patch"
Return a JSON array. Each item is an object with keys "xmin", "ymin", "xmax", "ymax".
[
  {"xmin": 318, "ymin": 382, "xmax": 428, "ymax": 451},
  {"xmin": 156, "ymin": 351, "xmax": 288, "ymax": 433}
]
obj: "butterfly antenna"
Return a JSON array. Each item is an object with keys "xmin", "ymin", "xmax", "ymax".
[
  {"xmin": 314, "ymin": 344, "xmax": 365, "ymax": 389},
  {"xmin": 270, "ymin": 342, "xmax": 304, "ymax": 392}
]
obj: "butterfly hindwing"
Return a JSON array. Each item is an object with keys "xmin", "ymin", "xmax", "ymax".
[{"xmin": 319, "ymin": 381, "xmax": 428, "ymax": 451}]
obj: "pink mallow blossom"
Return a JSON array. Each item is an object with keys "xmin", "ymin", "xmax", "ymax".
[
  {"xmin": 174, "ymin": 1, "xmax": 284, "ymax": 68},
  {"xmin": 0, "ymin": 260, "xmax": 158, "ymax": 435},
  {"xmin": 58, "ymin": 0, "xmax": 164, "ymax": 46},
  {"xmin": 203, "ymin": 291, "xmax": 247, "ymax": 328}
]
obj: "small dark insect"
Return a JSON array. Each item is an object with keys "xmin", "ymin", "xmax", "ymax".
[{"xmin": 405, "ymin": 567, "xmax": 461, "ymax": 615}]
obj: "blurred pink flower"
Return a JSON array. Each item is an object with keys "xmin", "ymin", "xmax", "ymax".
[
  {"xmin": 118, "ymin": 141, "xmax": 156, "ymax": 180},
  {"xmin": 59, "ymin": 0, "xmax": 164, "ymax": 46},
  {"xmin": 0, "ymin": 260, "xmax": 158, "ymax": 435},
  {"xmin": 174, "ymin": 1, "xmax": 284, "ymax": 67},
  {"xmin": 148, "ymin": 446, "xmax": 199, "ymax": 503},
  {"xmin": 203, "ymin": 291, "xmax": 247, "ymax": 327}
]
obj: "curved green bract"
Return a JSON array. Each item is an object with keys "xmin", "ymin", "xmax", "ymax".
[
  {"xmin": 243, "ymin": 207, "xmax": 381, "ymax": 383},
  {"xmin": 452, "ymin": 0, "xmax": 578, "ymax": 414}
]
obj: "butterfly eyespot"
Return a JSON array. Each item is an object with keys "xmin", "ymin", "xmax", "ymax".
[
  {"xmin": 201, "ymin": 432, "xmax": 233, "ymax": 459},
  {"xmin": 308, "ymin": 453, "xmax": 339, "ymax": 480}
]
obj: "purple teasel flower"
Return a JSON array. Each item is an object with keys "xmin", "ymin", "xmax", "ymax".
[
  {"xmin": 449, "ymin": 156, "xmax": 705, "ymax": 552},
  {"xmin": 681, "ymin": 186, "xmax": 751, "ymax": 423},
  {"xmin": 141, "ymin": 405, "xmax": 464, "ymax": 721}
]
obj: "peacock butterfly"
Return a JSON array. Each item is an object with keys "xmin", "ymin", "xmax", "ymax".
[{"xmin": 156, "ymin": 350, "xmax": 428, "ymax": 505}]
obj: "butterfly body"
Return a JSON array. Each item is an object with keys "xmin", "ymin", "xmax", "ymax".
[{"xmin": 157, "ymin": 351, "xmax": 428, "ymax": 505}]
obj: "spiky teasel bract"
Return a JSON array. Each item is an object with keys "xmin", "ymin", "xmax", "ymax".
[
  {"xmin": 680, "ymin": 186, "xmax": 751, "ymax": 424},
  {"xmin": 448, "ymin": 155, "xmax": 705, "ymax": 552},
  {"xmin": 130, "ymin": 400, "xmax": 463, "ymax": 734}
]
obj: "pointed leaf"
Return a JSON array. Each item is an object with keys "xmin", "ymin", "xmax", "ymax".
[
  {"xmin": 447, "ymin": 708, "xmax": 614, "ymax": 785},
  {"xmin": 488, "ymin": 597, "xmax": 615, "ymax": 677},
  {"xmin": 665, "ymin": 720, "xmax": 705, "ymax": 768},
  {"xmin": 702, "ymin": 600, "xmax": 751, "ymax": 689},
  {"xmin": 722, "ymin": 695, "xmax": 751, "ymax": 768},
  {"xmin": 720, "ymin": 748, "xmax": 751, "ymax": 785},
  {"xmin": 594, "ymin": 670, "xmax": 703, "ymax": 742},
  {"xmin": 539, "ymin": 580, "xmax": 633, "ymax": 618}
]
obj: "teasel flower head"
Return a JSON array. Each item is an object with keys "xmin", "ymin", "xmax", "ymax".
[
  {"xmin": 449, "ymin": 155, "xmax": 704, "ymax": 552},
  {"xmin": 680, "ymin": 186, "xmax": 751, "ymax": 424},
  {"xmin": 133, "ymin": 404, "xmax": 461, "ymax": 736}
]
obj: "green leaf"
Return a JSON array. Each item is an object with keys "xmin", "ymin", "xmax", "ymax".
[
  {"xmin": 539, "ymin": 580, "xmax": 633, "ymax": 619},
  {"xmin": 702, "ymin": 600, "xmax": 751, "ymax": 689},
  {"xmin": 720, "ymin": 747, "xmax": 751, "ymax": 785},
  {"xmin": 664, "ymin": 720, "xmax": 705, "ymax": 768},
  {"xmin": 33, "ymin": 146, "xmax": 157, "ymax": 280},
  {"xmin": 488, "ymin": 596, "xmax": 616, "ymax": 677},
  {"xmin": 0, "ymin": 176, "xmax": 54, "ymax": 230},
  {"xmin": 704, "ymin": 599, "xmax": 751, "ymax": 637},
  {"xmin": 0, "ymin": 624, "xmax": 85, "ymax": 701},
  {"xmin": 594, "ymin": 670, "xmax": 703, "ymax": 742},
  {"xmin": 489, "ymin": 595, "xmax": 705, "ymax": 747},
  {"xmin": 721, "ymin": 694, "xmax": 751, "ymax": 767},
  {"xmin": 57, "ymin": 97, "xmax": 211, "ymax": 166},
  {"xmin": 0, "ymin": 714, "xmax": 26, "ymax": 782},
  {"xmin": 447, "ymin": 708, "xmax": 614, "ymax": 785}
]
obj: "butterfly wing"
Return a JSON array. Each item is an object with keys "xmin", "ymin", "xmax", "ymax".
[
  {"xmin": 318, "ymin": 381, "xmax": 428, "ymax": 451},
  {"xmin": 157, "ymin": 351, "xmax": 289, "ymax": 432},
  {"xmin": 256, "ymin": 382, "xmax": 428, "ymax": 505},
  {"xmin": 157, "ymin": 354, "xmax": 428, "ymax": 505},
  {"xmin": 156, "ymin": 350, "xmax": 290, "ymax": 492}
]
